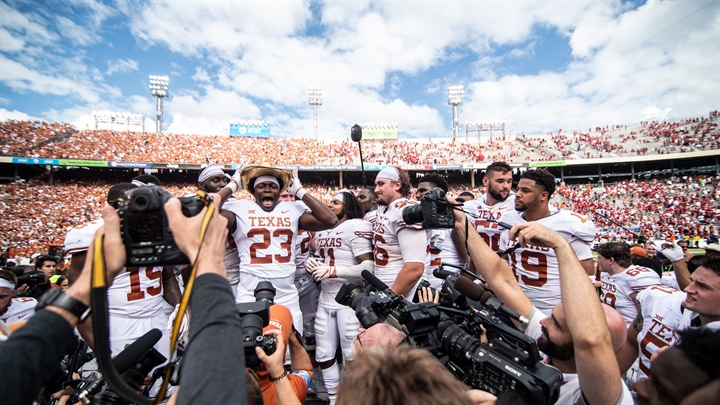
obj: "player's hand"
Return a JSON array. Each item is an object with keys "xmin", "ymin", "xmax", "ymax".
[
  {"xmin": 225, "ymin": 168, "xmax": 242, "ymax": 191},
  {"xmin": 312, "ymin": 265, "xmax": 337, "ymax": 281},
  {"xmin": 256, "ymin": 329, "xmax": 286, "ymax": 378},
  {"xmin": 287, "ymin": 167, "xmax": 305, "ymax": 198},
  {"xmin": 167, "ymin": 304, "xmax": 190, "ymax": 349},
  {"xmin": 510, "ymin": 222, "xmax": 566, "ymax": 250},
  {"xmin": 654, "ymin": 241, "xmax": 684, "ymax": 262},
  {"xmin": 305, "ymin": 257, "xmax": 321, "ymax": 274}
]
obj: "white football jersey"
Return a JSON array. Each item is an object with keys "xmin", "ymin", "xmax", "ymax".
[
  {"xmin": 64, "ymin": 218, "xmax": 166, "ymax": 318},
  {"xmin": 500, "ymin": 210, "xmax": 596, "ymax": 314},
  {"xmin": 426, "ymin": 228, "xmax": 463, "ymax": 289},
  {"xmin": 315, "ymin": 219, "xmax": 373, "ymax": 308},
  {"xmin": 364, "ymin": 209, "xmax": 378, "ymax": 227},
  {"xmin": 463, "ymin": 195, "xmax": 515, "ymax": 252},
  {"xmin": 0, "ymin": 297, "xmax": 37, "ymax": 323},
  {"xmin": 373, "ymin": 199, "xmax": 429, "ymax": 289},
  {"xmin": 107, "ymin": 266, "xmax": 166, "ymax": 318},
  {"xmin": 660, "ymin": 271, "xmax": 680, "ymax": 290},
  {"xmin": 600, "ymin": 265, "xmax": 661, "ymax": 327},
  {"xmin": 294, "ymin": 230, "xmax": 314, "ymax": 279},
  {"xmin": 224, "ymin": 199, "xmax": 305, "ymax": 280},
  {"xmin": 635, "ymin": 285, "xmax": 690, "ymax": 380}
]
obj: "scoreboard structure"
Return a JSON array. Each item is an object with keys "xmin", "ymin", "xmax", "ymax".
[{"xmin": 230, "ymin": 120, "xmax": 270, "ymax": 138}]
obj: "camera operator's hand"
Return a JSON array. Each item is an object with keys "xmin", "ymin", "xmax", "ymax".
[
  {"xmin": 256, "ymin": 329, "xmax": 286, "ymax": 377},
  {"xmin": 304, "ymin": 256, "xmax": 321, "ymax": 274},
  {"xmin": 466, "ymin": 389, "xmax": 496, "ymax": 405},
  {"xmin": 164, "ymin": 193, "xmax": 228, "ymax": 277},
  {"xmin": 312, "ymin": 265, "xmax": 337, "ymax": 281},
  {"xmin": 509, "ymin": 221, "xmax": 568, "ymax": 250},
  {"xmin": 417, "ymin": 286, "xmax": 439, "ymax": 304},
  {"xmin": 287, "ymin": 168, "xmax": 306, "ymax": 199},
  {"xmin": 15, "ymin": 284, "xmax": 29, "ymax": 294}
]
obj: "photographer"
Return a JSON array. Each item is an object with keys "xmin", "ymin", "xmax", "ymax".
[
  {"xmin": 451, "ymin": 198, "xmax": 631, "ymax": 404},
  {"xmin": 0, "ymin": 195, "xmax": 251, "ymax": 404},
  {"xmin": 35, "ymin": 255, "xmax": 60, "ymax": 280}
]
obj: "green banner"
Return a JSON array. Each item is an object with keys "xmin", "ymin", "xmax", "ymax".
[
  {"xmin": 58, "ymin": 159, "xmax": 108, "ymax": 167},
  {"xmin": 529, "ymin": 160, "xmax": 567, "ymax": 167},
  {"xmin": 363, "ymin": 128, "xmax": 398, "ymax": 140}
]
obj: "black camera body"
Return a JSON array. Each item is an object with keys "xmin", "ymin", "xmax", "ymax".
[
  {"xmin": 401, "ymin": 187, "xmax": 455, "ymax": 229},
  {"xmin": 238, "ymin": 281, "xmax": 278, "ymax": 368},
  {"xmin": 115, "ymin": 186, "xmax": 208, "ymax": 267}
]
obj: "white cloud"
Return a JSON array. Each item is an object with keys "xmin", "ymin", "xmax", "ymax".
[
  {"xmin": 56, "ymin": 16, "xmax": 101, "ymax": 46},
  {"xmin": 165, "ymin": 86, "xmax": 261, "ymax": 135},
  {"xmin": 0, "ymin": 108, "xmax": 41, "ymax": 121},
  {"xmin": 106, "ymin": 59, "xmax": 139, "ymax": 75}
]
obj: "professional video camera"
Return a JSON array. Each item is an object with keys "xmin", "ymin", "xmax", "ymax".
[
  {"xmin": 237, "ymin": 281, "xmax": 278, "ymax": 368},
  {"xmin": 401, "ymin": 187, "xmax": 455, "ymax": 229},
  {"xmin": 15, "ymin": 272, "xmax": 51, "ymax": 299},
  {"xmin": 335, "ymin": 270, "xmax": 562, "ymax": 405},
  {"xmin": 67, "ymin": 329, "xmax": 166, "ymax": 405},
  {"xmin": 115, "ymin": 185, "xmax": 210, "ymax": 267}
]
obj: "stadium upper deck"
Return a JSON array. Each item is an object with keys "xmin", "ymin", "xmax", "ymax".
[{"xmin": 1, "ymin": 112, "xmax": 718, "ymax": 167}]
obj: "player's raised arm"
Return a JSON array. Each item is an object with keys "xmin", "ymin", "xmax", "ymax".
[{"xmin": 288, "ymin": 169, "xmax": 338, "ymax": 231}]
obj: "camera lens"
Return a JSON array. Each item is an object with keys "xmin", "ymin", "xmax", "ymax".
[{"xmin": 402, "ymin": 204, "xmax": 424, "ymax": 225}]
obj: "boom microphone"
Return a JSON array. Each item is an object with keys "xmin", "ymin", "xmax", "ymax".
[
  {"xmin": 78, "ymin": 328, "xmax": 162, "ymax": 404},
  {"xmin": 361, "ymin": 270, "xmax": 391, "ymax": 292}
]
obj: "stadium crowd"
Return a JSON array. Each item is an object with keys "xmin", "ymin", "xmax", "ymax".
[{"xmin": 2, "ymin": 112, "xmax": 717, "ymax": 166}]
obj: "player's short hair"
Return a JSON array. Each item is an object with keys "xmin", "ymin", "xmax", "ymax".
[
  {"xmin": 107, "ymin": 183, "xmax": 138, "ymax": 204},
  {"xmin": 458, "ymin": 191, "xmax": 475, "ymax": 200},
  {"xmin": 360, "ymin": 187, "xmax": 377, "ymax": 198},
  {"xmin": 417, "ymin": 173, "xmax": 449, "ymax": 193},
  {"xmin": 687, "ymin": 255, "xmax": 705, "ymax": 274},
  {"xmin": 339, "ymin": 191, "xmax": 365, "ymax": 220},
  {"xmin": 486, "ymin": 161, "xmax": 513, "ymax": 177},
  {"xmin": 520, "ymin": 169, "xmax": 556, "ymax": 196},
  {"xmin": 133, "ymin": 174, "xmax": 161, "ymax": 186},
  {"xmin": 34, "ymin": 255, "xmax": 58, "ymax": 270},
  {"xmin": 0, "ymin": 270, "xmax": 17, "ymax": 287},
  {"xmin": 244, "ymin": 368, "xmax": 263, "ymax": 405},
  {"xmin": 699, "ymin": 255, "xmax": 720, "ymax": 277},
  {"xmin": 337, "ymin": 345, "xmax": 473, "ymax": 405},
  {"xmin": 596, "ymin": 242, "xmax": 632, "ymax": 268},
  {"xmin": 676, "ymin": 327, "xmax": 720, "ymax": 379}
]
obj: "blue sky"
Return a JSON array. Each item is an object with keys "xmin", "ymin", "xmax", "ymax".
[{"xmin": 1, "ymin": 0, "xmax": 718, "ymax": 139}]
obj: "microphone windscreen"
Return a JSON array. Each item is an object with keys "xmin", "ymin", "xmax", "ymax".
[
  {"xmin": 112, "ymin": 328, "xmax": 162, "ymax": 374},
  {"xmin": 453, "ymin": 276, "xmax": 485, "ymax": 302},
  {"xmin": 433, "ymin": 267, "xmax": 456, "ymax": 280}
]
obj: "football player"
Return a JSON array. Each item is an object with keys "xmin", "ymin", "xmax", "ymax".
[
  {"xmin": 499, "ymin": 169, "xmax": 596, "ymax": 315},
  {"xmin": 372, "ymin": 166, "xmax": 428, "ymax": 297},
  {"xmin": 221, "ymin": 163, "xmax": 337, "ymax": 336},
  {"xmin": 0, "ymin": 270, "xmax": 36, "ymax": 324},
  {"xmin": 464, "ymin": 162, "xmax": 516, "ymax": 253},
  {"xmin": 596, "ymin": 242, "xmax": 661, "ymax": 327},
  {"xmin": 305, "ymin": 191, "xmax": 373, "ymax": 405}
]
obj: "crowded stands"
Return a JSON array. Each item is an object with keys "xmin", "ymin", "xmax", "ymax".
[{"xmin": 2, "ymin": 111, "xmax": 717, "ymax": 166}]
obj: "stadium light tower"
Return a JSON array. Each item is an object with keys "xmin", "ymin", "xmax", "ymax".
[
  {"xmin": 149, "ymin": 75, "xmax": 170, "ymax": 134},
  {"xmin": 308, "ymin": 87, "xmax": 322, "ymax": 142},
  {"xmin": 448, "ymin": 85, "xmax": 464, "ymax": 141}
]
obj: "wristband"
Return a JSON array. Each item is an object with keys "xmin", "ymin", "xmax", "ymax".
[
  {"xmin": 295, "ymin": 187, "xmax": 307, "ymax": 200},
  {"xmin": 224, "ymin": 180, "xmax": 238, "ymax": 193},
  {"xmin": 269, "ymin": 370, "xmax": 289, "ymax": 382}
]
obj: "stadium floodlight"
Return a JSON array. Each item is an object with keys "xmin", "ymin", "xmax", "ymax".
[
  {"xmin": 308, "ymin": 87, "xmax": 323, "ymax": 142},
  {"xmin": 149, "ymin": 75, "xmax": 170, "ymax": 134},
  {"xmin": 448, "ymin": 85, "xmax": 464, "ymax": 141}
]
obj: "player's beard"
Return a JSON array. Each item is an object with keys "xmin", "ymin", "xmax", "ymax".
[
  {"xmin": 487, "ymin": 184, "xmax": 509, "ymax": 202},
  {"xmin": 537, "ymin": 329, "xmax": 574, "ymax": 361}
]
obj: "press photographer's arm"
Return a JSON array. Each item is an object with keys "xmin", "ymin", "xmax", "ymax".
[{"xmin": 0, "ymin": 205, "xmax": 128, "ymax": 405}]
